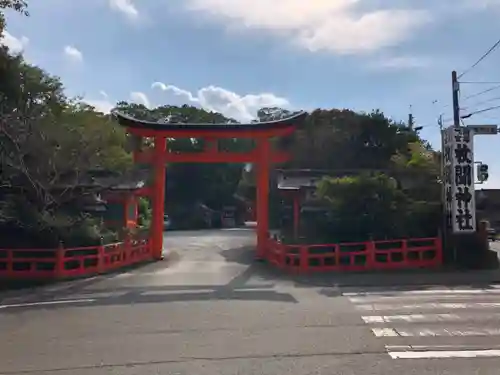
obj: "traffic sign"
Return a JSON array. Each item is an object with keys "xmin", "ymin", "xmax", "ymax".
[{"xmin": 467, "ymin": 125, "xmax": 498, "ymax": 135}]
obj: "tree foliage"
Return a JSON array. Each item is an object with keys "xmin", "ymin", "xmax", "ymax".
[
  {"xmin": 0, "ymin": 7, "xmax": 134, "ymax": 247},
  {"xmin": 114, "ymin": 102, "xmax": 248, "ymax": 211},
  {"xmin": 263, "ymin": 108, "xmax": 442, "ymax": 242}
]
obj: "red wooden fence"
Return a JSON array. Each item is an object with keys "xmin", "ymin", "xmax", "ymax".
[
  {"xmin": 0, "ymin": 238, "xmax": 152, "ymax": 280},
  {"xmin": 265, "ymin": 236, "xmax": 442, "ymax": 273}
]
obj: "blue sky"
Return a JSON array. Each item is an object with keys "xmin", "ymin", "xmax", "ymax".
[{"xmin": 2, "ymin": 0, "xmax": 500, "ymax": 187}]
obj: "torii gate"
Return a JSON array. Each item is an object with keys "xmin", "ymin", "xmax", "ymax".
[{"xmin": 113, "ymin": 111, "xmax": 306, "ymax": 260}]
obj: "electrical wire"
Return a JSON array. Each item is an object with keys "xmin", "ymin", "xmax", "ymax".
[
  {"xmin": 458, "ymin": 37, "xmax": 500, "ymax": 79},
  {"xmin": 462, "ymin": 83, "xmax": 500, "ymax": 101},
  {"xmin": 462, "ymin": 94, "xmax": 500, "ymax": 111},
  {"xmin": 461, "ymin": 104, "xmax": 500, "ymax": 119},
  {"xmin": 460, "ymin": 81, "xmax": 500, "ymax": 84}
]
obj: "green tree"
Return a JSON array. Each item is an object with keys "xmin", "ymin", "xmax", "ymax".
[
  {"xmin": 113, "ymin": 102, "xmax": 248, "ymax": 212},
  {"xmin": 0, "ymin": 0, "xmax": 28, "ymax": 33},
  {"xmin": 0, "ymin": 37, "xmax": 133, "ymax": 246},
  {"xmin": 265, "ymin": 108, "xmax": 441, "ymax": 242}
]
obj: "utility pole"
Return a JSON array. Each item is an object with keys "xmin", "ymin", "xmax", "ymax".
[
  {"xmin": 408, "ymin": 105, "xmax": 414, "ymax": 130},
  {"xmin": 452, "ymin": 71, "xmax": 460, "ymax": 127}
]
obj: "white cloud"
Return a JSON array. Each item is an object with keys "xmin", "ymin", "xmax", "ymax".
[
  {"xmin": 184, "ymin": 0, "xmax": 431, "ymax": 54},
  {"xmin": 109, "ymin": 0, "xmax": 139, "ymax": 19},
  {"xmin": 151, "ymin": 81, "xmax": 167, "ymax": 91},
  {"xmin": 84, "ymin": 99, "xmax": 115, "ymax": 113},
  {"xmin": 152, "ymin": 82, "xmax": 290, "ymax": 121},
  {"xmin": 130, "ymin": 91, "xmax": 151, "ymax": 107},
  {"xmin": 64, "ymin": 45, "xmax": 83, "ymax": 62},
  {"xmin": 0, "ymin": 31, "xmax": 29, "ymax": 54},
  {"xmin": 83, "ymin": 91, "xmax": 114, "ymax": 113}
]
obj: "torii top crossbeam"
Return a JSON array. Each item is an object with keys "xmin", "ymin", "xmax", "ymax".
[{"xmin": 113, "ymin": 111, "xmax": 307, "ymax": 138}]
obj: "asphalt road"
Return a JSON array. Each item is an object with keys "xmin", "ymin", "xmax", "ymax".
[{"xmin": 2, "ymin": 230, "xmax": 500, "ymax": 374}]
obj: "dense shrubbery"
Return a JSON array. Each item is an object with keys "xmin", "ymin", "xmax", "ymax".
[
  {"xmin": 263, "ymin": 108, "xmax": 442, "ymax": 244},
  {"xmin": 0, "ymin": 2, "xmax": 132, "ymax": 247}
]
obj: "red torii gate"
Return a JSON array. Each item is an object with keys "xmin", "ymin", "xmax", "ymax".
[{"xmin": 113, "ymin": 111, "xmax": 306, "ymax": 260}]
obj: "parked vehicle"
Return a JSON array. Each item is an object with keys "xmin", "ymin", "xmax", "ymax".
[
  {"xmin": 482, "ymin": 220, "xmax": 497, "ymax": 241},
  {"xmin": 488, "ymin": 227, "xmax": 497, "ymax": 241},
  {"xmin": 163, "ymin": 214, "xmax": 172, "ymax": 230},
  {"xmin": 167, "ymin": 203, "xmax": 220, "ymax": 230}
]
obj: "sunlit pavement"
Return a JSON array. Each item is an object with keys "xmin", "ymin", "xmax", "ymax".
[
  {"xmin": 2, "ymin": 231, "xmax": 500, "ymax": 374},
  {"xmin": 490, "ymin": 240, "xmax": 500, "ymax": 257}
]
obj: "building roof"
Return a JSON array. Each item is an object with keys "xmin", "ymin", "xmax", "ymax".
[
  {"xmin": 113, "ymin": 110, "xmax": 308, "ymax": 132},
  {"xmin": 277, "ymin": 175, "xmax": 320, "ymax": 190},
  {"xmin": 55, "ymin": 168, "xmax": 148, "ymax": 191}
]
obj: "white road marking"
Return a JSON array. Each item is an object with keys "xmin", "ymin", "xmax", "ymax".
[
  {"xmin": 356, "ymin": 302, "xmax": 500, "ymax": 311},
  {"xmin": 388, "ymin": 349, "xmax": 500, "ymax": 359},
  {"xmin": 348, "ymin": 292, "xmax": 500, "ymax": 303},
  {"xmin": 361, "ymin": 313, "xmax": 500, "ymax": 323},
  {"xmin": 382, "ymin": 327, "xmax": 500, "ymax": 337},
  {"xmin": 0, "ymin": 299, "xmax": 95, "ymax": 309},
  {"xmin": 344, "ymin": 288, "xmax": 500, "ymax": 297},
  {"xmin": 371, "ymin": 328, "xmax": 399, "ymax": 337}
]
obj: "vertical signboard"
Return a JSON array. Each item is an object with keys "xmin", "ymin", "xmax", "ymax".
[
  {"xmin": 450, "ymin": 126, "xmax": 476, "ymax": 233},
  {"xmin": 442, "ymin": 127, "xmax": 454, "ymax": 230}
]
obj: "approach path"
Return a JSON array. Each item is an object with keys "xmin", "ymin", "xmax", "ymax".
[{"xmin": 1, "ymin": 229, "xmax": 500, "ymax": 374}]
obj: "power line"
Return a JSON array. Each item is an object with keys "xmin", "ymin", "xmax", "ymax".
[
  {"xmin": 458, "ymin": 37, "xmax": 500, "ymax": 78},
  {"xmin": 460, "ymin": 81, "xmax": 500, "ymax": 84},
  {"xmin": 460, "ymin": 81, "xmax": 500, "ymax": 85},
  {"xmin": 462, "ymin": 94, "xmax": 500, "ymax": 111},
  {"xmin": 461, "ymin": 104, "xmax": 500, "ymax": 119},
  {"xmin": 462, "ymin": 83, "xmax": 500, "ymax": 101}
]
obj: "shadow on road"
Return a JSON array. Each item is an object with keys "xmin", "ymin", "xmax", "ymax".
[{"xmin": 0, "ymin": 244, "xmax": 301, "ymax": 311}]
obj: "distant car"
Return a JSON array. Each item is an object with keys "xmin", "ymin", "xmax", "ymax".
[
  {"xmin": 488, "ymin": 227, "xmax": 497, "ymax": 241},
  {"xmin": 163, "ymin": 214, "xmax": 172, "ymax": 230}
]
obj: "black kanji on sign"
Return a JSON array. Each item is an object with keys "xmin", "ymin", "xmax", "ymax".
[
  {"xmin": 455, "ymin": 208, "xmax": 474, "ymax": 230},
  {"xmin": 455, "ymin": 164, "xmax": 472, "ymax": 186},
  {"xmin": 463, "ymin": 128, "xmax": 471, "ymax": 142},
  {"xmin": 454, "ymin": 143, "xmax": 472, "ymax": 164},
  {"xmin": 455, "ymin": 186, "xmax": 472, "ymax": 209},
  {"xmin": 453, "ymin": 128, "xmax": 471, "ymax": 142},
  {"xmin": 446, "ymin": 212, "xmax": 452, "ymax": 228}
]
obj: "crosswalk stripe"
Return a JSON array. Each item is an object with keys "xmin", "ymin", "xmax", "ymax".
[
  {"xmin": 362, "ymin": 313, "xmax": 459, "ymax": 323},
  {"xmin": 371, "ymin": 328, "xmax": 399, "ymax": 337},
  {"xmin": 350, "ymin": 287, "xmax": 500, "ymax": 359},
  {"xmin": 344, "ymin": 288, "xmax": 500, "ymax": 297},
  {"xmin": 348, "ymin": 293, "xmax": 500, "ymax": 303},
  {"xmin": 361, "ymin": 312, "xmax": 500, "ymax": 323},
  {"xmin": 356, "ymin": 302, "xmax": 500, "ymax": 311},
  {"xmin": 372, "ymin": 327, "xmax": 500, "ymax": 337},
  {"xmin": 388, "ymin": 349, "xmax": 500, "ymax": 359}
]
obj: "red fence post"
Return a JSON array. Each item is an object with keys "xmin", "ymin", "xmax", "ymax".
[
  {"xmin": 97, "ymin": 244, "xmax": 105, "ymax": 273},
  {"xmin": 435, "ymin": 236, "xmax": 443, "ymax": 266},
  {"xmin": 366, "ymin": 240, "xmax": 376, "ymax": 269},
  {"xmin": 299, "ymin": 245, "xmax": 308, "ymax": 273},
  {"xmin": 6, "ymin": 249, "xmax": 14, "ymax": 278},
  {"xmin": 401, "ymin": 239, "xmax": 408, "ymax": 267},
  {"xmin": 55, "ymin": 242, "xmax": 65, "ymax": 278},
  {"xmin": 124, "ymin": 235, "xmax": 131, "ymax": 265}
]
